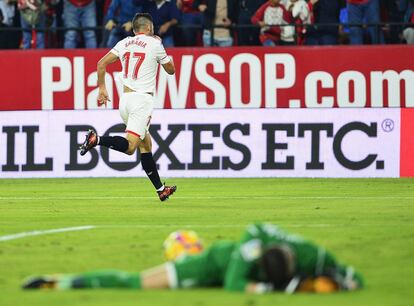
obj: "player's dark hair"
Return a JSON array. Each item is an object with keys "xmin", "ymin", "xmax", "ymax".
[
  {"xmin": 132, "ymin": 13, "xmax": 153, "ymax": 32},
  {"xmin": 260, "ymin": 246, "xmax": 295, "ymax": 290}
]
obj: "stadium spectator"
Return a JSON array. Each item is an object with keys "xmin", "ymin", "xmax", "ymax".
[
  {"xmin": 237, "ymin": 0, "xmax": 266, "ymax": 46},
  {"xmin": 251, "ymin": 0, "xmax": 295, "ymax": 46},
  {"xmin": 381, "ymin": 0, "xmax": 404, "ymax": 44},
  {"xmin": 0, "ymin": 0, "xmax": 20, "ymax": 49},
  {"xmin": 18, "ymin": 0, "xmax": 47, "ymax": 49},
  {"xmin": 144, "ymin": 0, "xmax": 180, "ymax": 48},
  {"xmin": 63, "ymin": 0, "xmax": 97, "ymax": 48},
  {"xmin": 104, "ymin": 0, "xmax": 144, "ymax": 48},
  {"xmin": 284, "ymin": 0, "xmax": 315, "ymax": 45},
  {"xmin": 339, "ymin": 6, "xmax": 351, "ymax": 44},
  {"xmin": 399, "ymin": 0, "xmax": 414, "ymax": 43},
  {"xmin": 23, "ymin": 223, "xmax": 364, "ymax": 293},
  {"xmin": 176, "ymin": 0, "xmax": 202, "ymax": 46},
  {"xmin": 347, "ymin": 0, "xmax": 383, "ymax": 44},
  {"xmin": 306, "ymin": 0, "xmax": 343, "ymax": 45},
  {"xmin": 194, "ymin": 0, "xmax": 238, "ymax": 47}
]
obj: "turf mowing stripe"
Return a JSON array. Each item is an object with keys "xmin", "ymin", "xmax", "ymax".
[
  {"xmin": 99, "ymin": 224, "xmax": 333, "ymax": 228},
  {"xmin": 0, "ymin": 222, "xmax": 392, "ymax": 243},
  {"xmin": 0, "ymin": 224, "xmax": 334, "ymax": 242},
  {"xmin": 0, "ymin": 196, "xmax": 413, "ymax": 200},
  {"xmin": 0, "ymin": 226, "xmax": 96, "ymax": 242}
]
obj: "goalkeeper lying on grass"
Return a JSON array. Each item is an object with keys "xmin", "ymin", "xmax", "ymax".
[{"xmin": 22, "ymin": 223, "xmax": 363, "ymax": 293}]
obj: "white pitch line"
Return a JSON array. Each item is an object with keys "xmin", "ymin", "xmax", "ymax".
[
  {"xmin": 0, "ymin": 196, "xmax": 413, "ymax": 201},
  {"xmin": 0, "ymin": 225, "xmax": 96, "ymax": 242}
]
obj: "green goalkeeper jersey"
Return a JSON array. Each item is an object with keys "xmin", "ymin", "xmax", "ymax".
[
  {"xmin": 174, "ymin": 223, "xmax": 363, "ymax": 291},
  {"xmin": 34, "ymin": 223, "xmax": 362, "ymax": 292}
]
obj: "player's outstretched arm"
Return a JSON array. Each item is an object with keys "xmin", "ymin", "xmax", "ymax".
[
  {"xmin": 97, "ymin": 52, "xmax": 119, "ymax": 106},
  {"xmin": 162, "ymin": 59, "xmax": 175, "ymax": 75},
  {"xmin": 224, "ymin": 224, "xmax": 277, "ymax": 294},
  {"xmin": 224, "ymin": 227, "xmax": 263, "ymax": 292},
  {"xmin": 224, "ymin": 248, "xmax": 273, "ymax": 294},
  {"xmin": 155, "ymin": 39, "xmax": 175, "ymax": 75}
]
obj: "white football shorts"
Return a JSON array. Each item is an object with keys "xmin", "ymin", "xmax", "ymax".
[{"xmin": 119, "ymin": 92, "xmax": 154, "ymax": 140}]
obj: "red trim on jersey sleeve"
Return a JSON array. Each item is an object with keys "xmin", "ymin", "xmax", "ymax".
[
  {"xmin": 283, "ymin": 5, "xmax": 293, "ymax": 23},
  {"xmin": 308, "ymin": 2, "xmax": 315, "ymax": 24},
  {"xmin": 251, "ymin": 2, "xmax": 270, "ymax": 25},
  {"xmin": 126, "ymin": 130, "xmax": 141, "ymax": 138}
]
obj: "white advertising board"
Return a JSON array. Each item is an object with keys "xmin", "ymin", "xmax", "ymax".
[{"xmin": 0, "ymin": 108, "xmax": 400, "ymax": 178}]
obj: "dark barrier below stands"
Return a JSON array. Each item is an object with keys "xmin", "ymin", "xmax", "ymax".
[{"xmin": 1, "ymin": 22, "xmax": 413, "ymax": 47}]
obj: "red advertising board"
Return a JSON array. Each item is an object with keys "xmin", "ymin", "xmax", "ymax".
[
  {"xmin": 400, "ymin": 108, "xmax": 414, "ymax": 177},
  {"xmin": 0, "ymin": 46, "xmax": 413, "ymax": 111}
]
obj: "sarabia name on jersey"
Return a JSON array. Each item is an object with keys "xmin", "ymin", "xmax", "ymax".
[{"xmin": 125, "ymin": 38, "xmax": 147, "ymax": 49}]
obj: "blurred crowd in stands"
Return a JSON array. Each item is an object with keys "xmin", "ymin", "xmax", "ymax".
[{"xmin": 0, "ymin": 0, "xmax": 413, "ymax": 49}]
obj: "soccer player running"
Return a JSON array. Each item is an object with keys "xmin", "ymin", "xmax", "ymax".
[
  {"xmin": 79, "ymin": 13, "xmax": 176, "ymax": 202},
  {"xmin": 23, "ymin": 223, "xmax": 363, "ymax": 293}
]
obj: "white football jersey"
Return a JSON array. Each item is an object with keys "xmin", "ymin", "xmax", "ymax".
[{"xmin": 110, "ymin": 34, "xmax": 171, "ymax": 94}]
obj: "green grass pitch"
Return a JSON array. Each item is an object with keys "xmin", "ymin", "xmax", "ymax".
[{"xmin": 0, "ymin": 178, "xmax": 413, "ymax": 306}]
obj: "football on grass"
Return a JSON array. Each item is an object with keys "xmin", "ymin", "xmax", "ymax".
[{"xmin": 163, "ymin": 230, "xmax": 203, "ymax": 261}]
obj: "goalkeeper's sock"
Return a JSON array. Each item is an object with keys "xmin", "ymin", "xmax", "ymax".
[
  {"xmin": 141, "ymin": 152, "xmax": 163, "ymax": 190},
  {"xmin": 98, "ymin": 136, "xmax": 129, "ymax": 153},
  {"xmin": 66, "ymin": 270, "xmax": 142, "ymax": 289}
]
